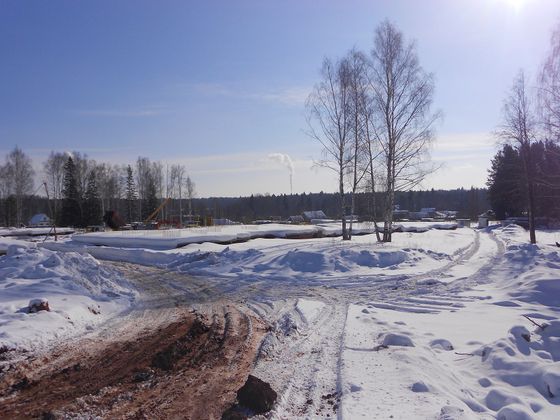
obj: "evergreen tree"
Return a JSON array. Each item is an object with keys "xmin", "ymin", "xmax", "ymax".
[
  {"xmin": 59, "ymin": 157, "xmax": 82, "ymax": 227},
  {"xmin": 125, "ymin": 165, "xmax": 137, "ymax": 223},
  {"xmin": 534, "ymin": 141, "xmax": 560, "ymax": 219},
  {"xmin": 83, "ymin": 171, "xmax": 102, "ymax": 226},
  {"xmin": 487, "ymin": 145, "xmax": 525, "ymax": 220}
]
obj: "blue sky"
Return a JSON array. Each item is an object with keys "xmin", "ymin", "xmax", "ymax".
[{"xmin": 1, "ymin": 0, "xmax": 559, "ymax": 196}]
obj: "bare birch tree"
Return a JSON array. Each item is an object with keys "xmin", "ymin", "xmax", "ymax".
[
  {"xmin": 170, "ymin": 164, "xmax": 186, "ymax": 226},
  {"xmin": 136, "ymin": 157, "xmax": 152, "ymax": 219},
  {"xmin": 0, "ymin": 163, "xmax": 12, "ymax": 226},
  {"xmin": 307, "ymin": 57, "xmax": 353, "ymax": 240},
  {"xmin": 369, "ymin": 20, "xmax": 439, "ymax": 242},
  {"xmin": 4, "ymin": 147, "xmax": 35, "ymax": 226},
  {"xmin": 539, "ymin": 24, "xmax": 560, "ymax": 142},
  {"xmin": 185, "ymin": 175, "xmax": 196, "ymax": 216},
  {"xmin": 346, "ymin": 49, "xmax": 371, "ymax": 239},
  {"xmin": 361, "ymin": 75, "xmax": 383, "ymax": 242},
  {"xmin": 497, "ymin": 71, "xmax": 538, "ymax": 244},
  {"xmin": 72, "ymin": 151, "xmax": 94, "ymax": 199},
  {"xmin": 151, "ymin": 161, "xmax": 165, "ymax": 220},
  {"xmin": 95, "ymin": 163, "xmax": 123, "ymax": 215},
  {"xmin": 43, "ymin": 151, "xmax": 66, "ymax": 217}
]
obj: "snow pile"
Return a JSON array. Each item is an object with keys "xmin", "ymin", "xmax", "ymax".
[
  {"xmin": 41, "ymin": 228, "xmax": 476, "ymax": 289},
  {"xmin": 0, "ymin": 241, "xmax": 136, "ymax": 351},
  {"xmin": 158, "ymin": 228, "xmax": 474, "ymax": 283},
  {"xmin": 394, "ymin": 221, "xmax": 458, "ymax": 232},
  {"xmin": 473, "ymin": 321, "xmax": 560, "ymax": 413},
  {"xmin": 168, "ymin": 241, "xmax": 451, "ymax": 281},
  {"xmin": 69, "ymin": 222, "xmax": 460, "ymax": 250}
]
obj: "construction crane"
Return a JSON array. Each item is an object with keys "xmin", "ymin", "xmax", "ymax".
[{"xmin": 144, "ymin": 197, "xmax": 171, "ymax": 224}]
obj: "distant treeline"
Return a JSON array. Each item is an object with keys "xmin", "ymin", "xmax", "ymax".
[
  {"xmin": 0, "ymin": 187, "xmax": 487, "ymax": 228},
  {"xmin": 189, "ymin": 188, "xmax": 488, "ymax": 224}
]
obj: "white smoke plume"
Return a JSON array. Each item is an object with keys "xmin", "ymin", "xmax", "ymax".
[{"xmin": 268, "ymin": 153, "xmax": 294, "ymax": 194}]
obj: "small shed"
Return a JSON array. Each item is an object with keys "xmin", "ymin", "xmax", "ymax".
[{"xmin": 456, "ymin": 219, "xmax": 471, "ymax": 228}]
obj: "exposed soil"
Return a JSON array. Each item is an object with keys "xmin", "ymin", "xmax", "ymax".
[{"xmin": 0, "ymin": 304, "xmax": 266, "ymax": 419}]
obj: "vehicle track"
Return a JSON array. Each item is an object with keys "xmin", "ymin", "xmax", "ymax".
[{"xmin": 248, "ymin": 300, "xmax": 347, "ymax": 419}]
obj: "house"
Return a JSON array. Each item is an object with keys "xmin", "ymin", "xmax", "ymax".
[{"xmin": 28, "ymin": 213, "xmax": 51, "ymax": 227}]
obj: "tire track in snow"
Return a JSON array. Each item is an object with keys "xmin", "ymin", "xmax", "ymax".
[
  {"xmin": 251, "ymin": 300, "xmax": 347, "ymax": 419},
  {"xmin": 352, "ymin": 230, "xmax": 505, "ymax": 316}
]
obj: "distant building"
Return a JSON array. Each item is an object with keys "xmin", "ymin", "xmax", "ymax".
[
  {"xmin": 28, "ymin": 213, "xmax": 51, "ymax": 227},
  {"xmin": 302, "ymin": 210, "xmax": 328, "ymax": 222},
  {"xmin": 402, "ymin": 208, "xmax": 458, "ymax": 221}
]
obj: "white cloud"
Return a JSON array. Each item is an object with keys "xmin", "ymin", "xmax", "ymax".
[
  {"xmin": 424, "ymin": 131, "xmax": 495, "ymax": 189},
  {"xmin": 21, "ymin": 130, "xmax": 496, "ymax": 197},
  {"xmin": 72, "ymin": 106, "xmax": 169, "ymax": 118},
  {"xmin": 187, "ymin": 82, "xmax": 310, "ymax": 106}
]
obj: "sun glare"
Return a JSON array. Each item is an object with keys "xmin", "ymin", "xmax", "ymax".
[{"xmin": 504, "ymin": 0, "xmax": 527, "ymax": 13}]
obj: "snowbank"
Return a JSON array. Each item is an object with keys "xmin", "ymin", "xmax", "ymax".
[
  {"xmin": 162, "ymin": 229, "xmax": 475, "ymax": 281},
  {"xmin": 0, "ymin": 243, "xmax": 136, "ymax": 351},
  {"xmin": 70, "ymin": 222, "xmax": 460, "ymax": 250},
  {"xmin": 0, "ymin": 227, "xmax": 75, "ymax": 237}
]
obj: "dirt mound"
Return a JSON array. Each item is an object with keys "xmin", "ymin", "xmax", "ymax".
[{"xmin": 0, "ymin": 305, "xmax": 265, "ymax": 419}]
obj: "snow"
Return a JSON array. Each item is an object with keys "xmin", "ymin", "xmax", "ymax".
[
  {"xmin": 53, "ymin": 228, "xmax": 475, "ymax": 290},
  {"xmin": 0, "ymin": 240, "xmax": 136, "ymax": 351},
  {"xmin": 336, "ymin": 225, "xmax": 560, "ymax": 419},
  {"xmin": 2, "ymin": 223, "xmax": 560, "ymax": 418},
  {"xmin": 69, "ymin": 221, "xmax": 459, "ymax": 250},
  {"xmin": 0, "ymin": 227, "xmax": 75, "ymax": 237},
  {"xmin": 295, "ymin": 298, "xmax": 325, "ymax": 325}
]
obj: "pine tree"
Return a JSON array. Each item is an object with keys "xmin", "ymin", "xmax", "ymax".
[
  {"xmin": 534, "ymin": 141, "xmax": 560, "ymax": 219},
  {"xmin": 487, "ymin": 145, "xmax": 525, "ymax": 220},
  {"xmin": 59, "ymin": 157, "xmax": 82, "ymax": 227},
  {"xmin": 125, "ymin": 165, "xmax": 137, "ymax": 223},
  {"xmin": 83, "ymin": 171, "xmax": 102, "ymax": 226}
]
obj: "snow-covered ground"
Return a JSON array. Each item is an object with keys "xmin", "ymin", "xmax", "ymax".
[
  {"xmin": 333, "ymin": 225, "xmax": 560, "ymax": 419},
  {"xmin": 2, "ymin": 223, "xmax": 560, "ymax": 418},
  {"xmin": 0, "ymin": 239, "xmax": 136, "ymax": 351}
]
